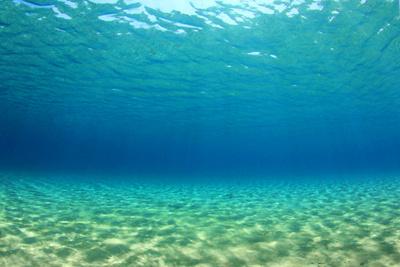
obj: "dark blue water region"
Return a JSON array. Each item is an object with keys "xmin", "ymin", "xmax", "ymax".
[{"xmin": 0, "ymin": 127, "xmax": 399, "ymax": 176}]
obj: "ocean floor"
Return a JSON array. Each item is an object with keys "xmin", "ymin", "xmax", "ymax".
[{"xmin": 0, "ymin": 173, "xmax": 400, "ymax": 267}]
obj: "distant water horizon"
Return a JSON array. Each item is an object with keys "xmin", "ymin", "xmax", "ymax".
[{"xmin": 1, "ymin": 0, "xmax": 400, "ymax": 266}]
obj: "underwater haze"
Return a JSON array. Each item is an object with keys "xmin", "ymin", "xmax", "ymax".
[{"xmin": 1, "ymin": 0, "xmax": 400, "ymax": 266}]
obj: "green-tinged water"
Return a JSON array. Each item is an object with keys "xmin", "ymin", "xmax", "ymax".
[
  {"xmin": 1, "ymin": 174, "xmax": 400, "ymax": 267},
  {"xmin": 2, "ymin": 0, "xmax": 400, "ymax": 266}
]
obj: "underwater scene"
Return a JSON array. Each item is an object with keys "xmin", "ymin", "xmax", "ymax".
[{"xmin": 1, "ymin": 0, "xmax": 400, "ymax": 266}]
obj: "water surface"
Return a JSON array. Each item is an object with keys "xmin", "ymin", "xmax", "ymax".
[{"xmin": 1, "ymin": 0, "xmax": 400, "ymax": 266}]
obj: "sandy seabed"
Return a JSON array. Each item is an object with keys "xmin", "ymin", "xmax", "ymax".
[{"xmin": 0, "ymin": 173, "xmax": 400, "ymax": 266}]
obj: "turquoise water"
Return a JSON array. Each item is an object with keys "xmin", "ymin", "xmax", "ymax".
[
  {"xmin": 1, "ymin": 173, "xmax": 400, "ymax": 266},
  {"xmin": 1, "ymin": 0, "xmax": 400, "ymax": 172},
  {"xmin": 2, "ymin": 0, "xmax": 400, "ymax": 266}
]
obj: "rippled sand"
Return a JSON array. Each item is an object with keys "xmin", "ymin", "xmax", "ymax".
[{"xmin": 1, "ymin": 173, "xmax": 400, "ymax": 266}]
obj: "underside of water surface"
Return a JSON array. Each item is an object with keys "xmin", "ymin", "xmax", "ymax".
[{"xmin": 1, "ymin": 0, "xmax": 400, "ymax": 266}]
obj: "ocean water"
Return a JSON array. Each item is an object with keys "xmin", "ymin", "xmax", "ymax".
[
  {"xmin": 1, "ymin": 173, "xmax": 400, "ymax": 266},
  {"xmin": 1, "ymin": 0, "xmax": 400, "ymax": 266}
]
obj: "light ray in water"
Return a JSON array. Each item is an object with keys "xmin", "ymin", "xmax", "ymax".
[{"xmin": 1, "ymin": 0, "xmax": 400, "ymax": 266}]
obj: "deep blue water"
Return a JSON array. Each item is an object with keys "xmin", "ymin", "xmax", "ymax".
[
  {"xmin": 1, "ymin": 1, "xmax": 400, "ymax": 265},
  {"xmin": 1, "ymin": 0, "xmax": 400, "ymax": 176}
]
